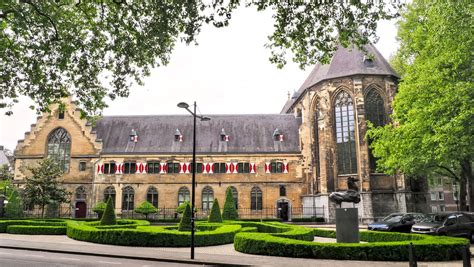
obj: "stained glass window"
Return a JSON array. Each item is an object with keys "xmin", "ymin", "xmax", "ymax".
[
  {"xmin": 251, "ymin": 187, "xmax": 262, "ymax": 211},
  {"xmin": 228, "ymin": 186, "xmax": 238, "ymax": 209},
  {"xmin": 365, "ymin": 89, "xmax": 387, "ymax": 171},
  {"xmin": 47, "ymin": 128, "xmax": 71, "ymax": 172},
  {"xmin": 178, "ymin": 187, "xmax": 190, "ymax": 206},
  {"xmin": 202, "ymin": 186, "xmax": 214, "ymax": 210},
  {"xmin": 334, "ymin": 91, "xmax": 357, "ymax": 174},
  {"xmin": 122, "ymin": 186, "xmax": 134, "ymax": 211},
  {"xmin": 104, "ymin": 186, "xmax": 116, "ymax": 207},
  {"xmin": 147, "ymin": 186, "xmax": 159, "ymax": 208}
]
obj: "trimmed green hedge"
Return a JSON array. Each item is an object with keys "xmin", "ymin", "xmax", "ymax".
[
  {"xmin": 234, "ymin": 227, "xmax": 468, "ymax": 261},
  {"xmin": 0, "ymin": 219, "xmax": 67, "ymax": 233},
  {"xmin": 6, "ymin": 225, "xmax": 66, "ymax": 235},
  {"xmin": 67, "ymin": 220, "xmax": 242, "ymax": 247}
]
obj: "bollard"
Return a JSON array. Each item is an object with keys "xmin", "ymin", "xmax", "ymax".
[
  {"xmin": 462, "ymin": 244, "xmax": 471, "ymax": 267},
  {"xmin": 409, "ymin": 242, "xmax": 417, "ymax": 267}
]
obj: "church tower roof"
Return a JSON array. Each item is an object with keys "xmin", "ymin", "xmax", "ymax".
[{"xmin": 281, "ymin": 43, "xmax": 398, "ymax": 113}]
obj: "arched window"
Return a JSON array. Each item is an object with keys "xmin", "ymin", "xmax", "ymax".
[
  {"xmin": 178, "ymin": 187, "xmax": 190, "ymax": 206},
  {"xmin": 75, "ymin": 186, "xmax": 86, "ymax": 201},
  {"xmin": 47, "ymin": 127, "xmax": 71, "ymax": 172},
  {"xmin": 104, "ymin": 186, "xmax": 116, "ymax": 207},
  {"xmin": 202, "ymin": 186, "xmax": 214, "ymax": 210},
  {"xmin": 122, "ymin": 186, "xmax": 134, "ymax": 211},
  {"xmin": 228, "ymin": 186, "xmax": 238, "ymax": 209},
  {"xmin": 147, "ymin": 186, "xmax": 159, "ymax": 208},
  {"xmin": 334, "ymin": 91, "xmax": 357, "ymax": 174},
  {"xmin": 250, "ymin": 187, "xmax": 262, "ymax": 211},
  {"xmin": 365, "ymin": 89, "xmax": 387, "ymax": 172}
]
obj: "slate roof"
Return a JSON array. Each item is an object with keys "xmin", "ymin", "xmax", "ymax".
[
  {"xmin": 0, "ymin": 148, "xmax": 9, "ymax": 166},
  {"xmin": 281, "ymin": 43, "xmax": 398, "ymax": 113},
  {"xmin": 95, "ymin": 114, "xmax": 301, "ymax": 154}
]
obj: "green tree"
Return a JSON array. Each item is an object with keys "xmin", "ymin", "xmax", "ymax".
[
  {"xmin": 222, "ymin": 187, "xmax": 238, "ymax": 220},
  {"xmin": 92, "ymin": 201, "xmax": 107, "ymax": 219},
  {"xmin": 178, "ymin": 202, "xmax": 192, "ymax": 232},
  {"xmin": 0, "ymin": 1, "xmax": 400, "ymax": 116},
  {"xmin": 4, "ymin": 190, "xmax": 23, "ymax": 218},
  {"xmin": 0, "ymin": 164, "xmax": 12, "ymax": 181},
  {"xmin": 22, "ymin": 159, "xmax": 70, "ymax": 218},
  {"xmin": 134, "ymin": 201, "xmax": 158, "ymax": 220},
  {"xmin": 368, "ymin": 1, "xmax": 473, "ymax": 210},
  {"xmin": 176, "ymin": 201, "xmax": 190, "ymax": 214},
  {"xmin": 100, "ymin": 197, "xmax": 116, "ymax": 225},
  {"xmin": 208, "ymin": 198, "xmax": 222, "ymax": 223}
]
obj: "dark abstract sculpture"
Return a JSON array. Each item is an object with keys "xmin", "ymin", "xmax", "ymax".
[{"xmin": 329, "ymin": 177, "xmax": 361, "ymax": 206}]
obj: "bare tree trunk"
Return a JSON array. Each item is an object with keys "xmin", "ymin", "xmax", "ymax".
[
  {"xmin": 460, "ymin": 173, "xmax": 468, "ymax": 211},
  {"xmin": 463, "ymin": 158, "xmax": 473, "ymax": 211}
]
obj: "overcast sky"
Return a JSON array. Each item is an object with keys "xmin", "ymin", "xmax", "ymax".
[{"xmin": 0, "ymin": 7, "xmax": 399, "ymax": 152}]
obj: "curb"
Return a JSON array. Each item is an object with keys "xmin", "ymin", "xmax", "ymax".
[{"xmin": 0, "ymin": 245, "xmax": 250, "ymax": 266}]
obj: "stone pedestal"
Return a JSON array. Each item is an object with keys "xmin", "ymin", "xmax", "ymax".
[{"xmin": 335, "ymin": 208, "xmax": 359, "ymax": 243}]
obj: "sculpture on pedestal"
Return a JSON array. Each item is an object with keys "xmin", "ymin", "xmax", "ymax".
[{"xmin": 329, "ymin": 177, "xmax": 361, "ymax": 206}]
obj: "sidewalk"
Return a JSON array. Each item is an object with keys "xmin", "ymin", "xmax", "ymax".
[{"xmin": 0, "ymin": 233, "xmax": 469, "ymax": 266}]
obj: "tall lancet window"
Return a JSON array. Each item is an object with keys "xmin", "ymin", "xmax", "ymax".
[
  {"xmin": 365, "ymin": 89, "xmax": 387, "ymax": 172},
  {"xmin": 334, "ymin": 91, "xmax": 357, "ymax": 174},
  {"xmin": 47, "ymin": 127, "xmax": 71, "ymax": 172}
]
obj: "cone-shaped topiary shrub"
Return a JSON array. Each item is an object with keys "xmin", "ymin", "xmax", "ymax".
[
  {"xmin": 222, "ymin": 187, "xmax": 238, "ymax": 220},
  {"xmin": 134, "ymin": 201, "xmax": 158, "ymax": 219},
  {"xmin": 178, "ymin": 202, "xmax": 192, "ymax": 231},
  {"xmin": 208, "ymin": 199, "xmax": 223, "ymax": 223},
  {"xmin": 100, "ymin": 197, "xmax": 116, "ymax": 225}
]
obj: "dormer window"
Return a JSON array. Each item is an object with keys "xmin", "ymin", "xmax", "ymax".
[
  {"xmin": 220, "ymin": 128, "xmax": 229, "ymax": 142},
  {"xmin": 363, "ymin": 55, "xmax": 375, "ymax": 68},
  {"xmin": 129, "ymin": 129, "xmax": 138, "ymax": 142},
  {"xmin": 174, "ymin": 129, "xmax": 183, "ymax": 142},
  {"xmin": 273, "ymin": 128, "xmax": 284, "ymax": 142},
  {"xmin": 58, "ymin": 110, "xmax": 65, "ymax": 120}
]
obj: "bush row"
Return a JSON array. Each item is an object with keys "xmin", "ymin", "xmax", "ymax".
[
  {"xmin": 6, "ymin": 225, "xmax": 67, "ymax": 235},
  {"xmin": 67, "ymin": 220, "xmax": 242, "ymax": 247},
  {"xmin": 234, "ymin": 228, "xmax": 468, "ymax": 261},
  {"xmin": 0, "ymin": 219, "xmax": 67, "ymax": 232}
]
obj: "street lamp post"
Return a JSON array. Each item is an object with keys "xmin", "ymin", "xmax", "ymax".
[{"xmin": 177, "ymin": 101, "xmax": 210, "ymax": 260}]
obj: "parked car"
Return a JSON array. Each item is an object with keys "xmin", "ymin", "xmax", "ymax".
[
  {"xmin": 368, "ymin": 213, "xmax": 426, "ymax": 233},
  {"xmin": 411, "ymin": 212, "xmax": 474, "ymax": 241}
]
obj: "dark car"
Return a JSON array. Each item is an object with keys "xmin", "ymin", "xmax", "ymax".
[
  {"xmin": 368, "ymin": 213, "xmax": 426, "ymax": 233},
  {"xmin": 411, "ymin": 212, "xmax": 474, "ymax": 241}
]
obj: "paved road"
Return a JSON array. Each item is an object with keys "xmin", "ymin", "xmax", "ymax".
[{"xmin": 0, "ymin": 248, "xmax": 203, "ymax": 267}]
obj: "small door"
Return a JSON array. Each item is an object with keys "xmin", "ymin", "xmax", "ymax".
[
  {"xmin": 278, "ymin": 201, "xmax": 289, "ymax": 221},
  {"xmin": 75, "ymin": 201, "xmax": 87, "ymax": 218}
]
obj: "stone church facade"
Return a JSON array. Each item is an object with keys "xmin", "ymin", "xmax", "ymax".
[{"xmin": 13, "ymin": 44, "xmax": 427, "ymax": 222}]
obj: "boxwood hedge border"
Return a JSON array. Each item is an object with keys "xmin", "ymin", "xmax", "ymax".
[
  {"xmin": 0, "ymin": 219, "xmax": 67, "ymax": 233},
  {"xmin": 66, "ymin": 220, "xmax": 242, "ymax": 247},
  {"xmin": 234, "ymin": 227, "xmax": 469, "ymax": 261}
]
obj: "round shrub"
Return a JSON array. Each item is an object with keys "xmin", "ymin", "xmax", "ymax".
[
  {"xmin": 92, "ymin": 201, "xmax": 107, "ymax": 219},
  {"xmin": 134, "ymin": 201, "xmax": 158, "ymax": 219}
]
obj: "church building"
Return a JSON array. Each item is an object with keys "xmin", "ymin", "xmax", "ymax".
[{"xmin": 13, "ymin": 44, "xmax": 426, "ymax": 222}]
